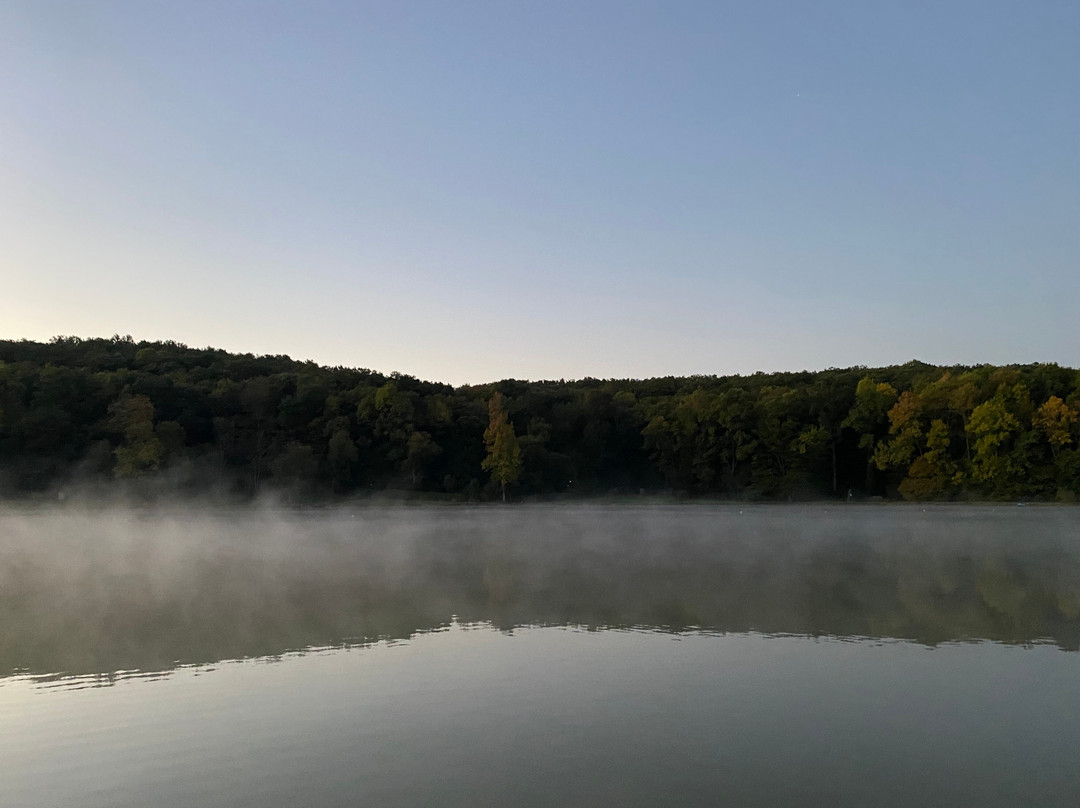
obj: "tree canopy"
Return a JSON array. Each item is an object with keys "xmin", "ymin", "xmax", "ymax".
[{"xmin": 0, "ymin": 336, "xmax": 1077, "ymax": 502}]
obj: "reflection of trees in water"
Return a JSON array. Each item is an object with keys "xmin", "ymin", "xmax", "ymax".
[{"xmin": 1, "ymin": 508, "xmax": 1078, "ymax": 681}]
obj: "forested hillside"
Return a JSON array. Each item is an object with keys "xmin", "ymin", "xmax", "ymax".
[{"xmin": 1, "ymin": 336, "xmax": 1077, "ymax": 501}]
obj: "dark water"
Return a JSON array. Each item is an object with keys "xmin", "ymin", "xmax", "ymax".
[{"xmin": 1, "ymin": 505, "xmax": 1078, "ymax": 807}]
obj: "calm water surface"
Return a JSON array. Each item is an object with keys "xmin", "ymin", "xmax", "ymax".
[{"xmin": 1, "ymin": 505, "xmax": 1078, "ymax": 807}]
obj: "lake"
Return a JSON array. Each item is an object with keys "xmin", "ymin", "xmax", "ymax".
[{"xmin": 1, "ymin": 504, "xmax": 1078, "ymax": 807}]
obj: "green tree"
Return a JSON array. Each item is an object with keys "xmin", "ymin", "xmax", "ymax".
[
  {"xmin": 874, "ymin": 391, "xmax": 924, "ymax": 472},
  {"xmin": 898, "ymin": 419, "xmax": 959, "ymax": 500},
  {"xmin": 922, "ymin": 371, "xmax": 977, "ymax": 461},
  {"xmin": 155, "ymin": 420, "xmax": 186, "ymax": 465},
  {"xmin": 482, "ymin": 392, "xmax": 522, "ymax": 502},
  {"xmin": 110, "ymin": 394, "xmax": 163, "ymax": 477},
  {"xmin": 967, "ymin": 397, "xmax": 1020, "ymax": 490},
  {"xmin": 326, "ymin": 425, "xmax": 359, "ymax": 492},
  {"xmin": 808, "ymin": 373, "xmax": 858, "ymax": 495},
  {"xmin": 844, "ymin": 377, "xmax": 897, "ymax": 492},
  {"xmin": 240, "ymin": 376, "xmax": 280, "ymax": 492},
  {"xmin": 372, "ymin": 381, "xmax": 416, "ymax": 469},
  {"xmin": 753, "ymin": 387, "xmax": 815, "ymax": 498},
  {"xmin": 642, "ymin": 413, "xmax": 679, "ymax": 487},
  {"xmin": 405, "ymin": 430, "xmax": 441, "ymax": 487}
]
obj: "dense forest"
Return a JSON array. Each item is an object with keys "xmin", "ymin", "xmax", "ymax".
[{"xmin": 0, "ymin": 336, "xmax": 1077, "ymax": 502}]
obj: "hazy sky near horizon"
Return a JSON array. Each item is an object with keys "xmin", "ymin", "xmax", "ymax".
[{"xmin": 2, "ymin": 1, "xmax": 1077, "ymax": 384}]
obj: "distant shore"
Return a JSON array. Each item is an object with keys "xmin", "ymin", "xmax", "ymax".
[{"xmin": 2, "ymin": 337, "xmax": 1077, "ymax": 505}]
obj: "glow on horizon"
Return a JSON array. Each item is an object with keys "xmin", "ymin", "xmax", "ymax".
[{"xmin": 2, "ymin": 2, "xmax": 1077, "ymax": 386}]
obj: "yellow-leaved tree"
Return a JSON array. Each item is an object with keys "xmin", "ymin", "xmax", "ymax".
[
  {"xmin": 482, "ymin": 392, "xmax": 522, "ymax": 502},
  {"xmin": 1033, "ymin": 396, "xmax": 1078, "ymax": 458}
]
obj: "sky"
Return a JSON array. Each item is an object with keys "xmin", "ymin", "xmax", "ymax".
[{"xmin": 2, "ymin": 1, "xmax": 1077, "ymax": 385}]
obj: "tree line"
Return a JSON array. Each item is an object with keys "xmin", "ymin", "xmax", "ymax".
[{"xmin": 0, "ymin": 336, "xmax": 1077, "ymax": 501}]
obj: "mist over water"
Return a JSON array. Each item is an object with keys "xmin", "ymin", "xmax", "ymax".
[
  {"xmin": 2, "ymin": 504, "xmax": 1079, "ymax": 807},
  {"xmin": 2, "ymin": 504, "xmax": 1078, "ymax": 683}
]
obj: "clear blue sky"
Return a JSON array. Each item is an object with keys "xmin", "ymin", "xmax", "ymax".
[{"xmin": 2, "ymin": 1, "xmax": 1077, "ymax": 384}]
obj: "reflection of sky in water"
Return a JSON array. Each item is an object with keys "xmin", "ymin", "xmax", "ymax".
[
  {"xmin": 2, "ymin": 507, "xmax": 1079, "ymax": 807},
  {"xmin": 2, "ymin": 626, "xmax": 1078, "ymax": 808}
]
